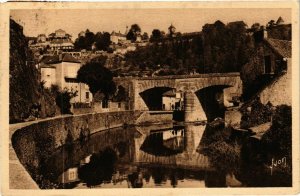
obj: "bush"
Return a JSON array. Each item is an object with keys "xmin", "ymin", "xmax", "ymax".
[
  {"xmin": 240, "ymin": 97, "xmax": 274, "ymax": 128},
  {"xmin": 261, "ymin": 105, "xmax": 292, "ymax": 174},
  {"xmin": 55, "ymin": 90, "xmax": 77, "ymax": 114},
  {"xmin": 206, "ymin": 141, "xmax": 241, "ymax": 173}
]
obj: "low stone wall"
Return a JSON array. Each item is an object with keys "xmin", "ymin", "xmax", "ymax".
[
  {"xmin": 259, "ymin": 73, "xmax": 291, "ymax": 106},
  {"xmin": 135, "ymin": 111, "xmax": 173, "ymax": 125},
  {"xmin": 11, "ymin": 110, "xmax": 140, "ymax": 187}
]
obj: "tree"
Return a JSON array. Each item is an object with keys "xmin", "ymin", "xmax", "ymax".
[
  {"xmin": 77, "ymin": 56, "xmax": 116, "ymax": 99},
  {"xmin": 126, "ymin": 24, "xmax": 141, "ymax": 41},
  {"xmin": 113, "ymin": 85, "xmax": 128, "ymax": 102},
  {"xmin": 95, "ymin": 32, "xmax": 111, "ymax": 51},
  {"xmin": 74, "ymin": 36, "xmax": 86, "ymax": 50},
  {"xmin": 84, "ymin": 29, "xmax": 95, "ymax": 50},
  {"xmin": 251, "ymin": 23, "xmax": 261, "ymax": 32},
  {"xmin": 267, "ymin": 20, "xmax": 276, "ymax": 28},
  {"xmin": 150, "ymin": 29, "xmax": 163, "ymax": 41},
  {"xmin": 55, "ymin": 89, "xmax": 77, "ymax": 114},
  {"xmin": 142, "ymin": 32, "xmax": 149, "ymax": 40}
]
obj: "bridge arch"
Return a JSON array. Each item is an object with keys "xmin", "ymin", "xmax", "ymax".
[
  {"xmin": 139, "ymin": 87, "xmax": 175, "ymax": 111},
  {"xmin": 134, "ymin": 79, "xmax": 176, "ymax": 110},
  {"xmin": 194, "ymin": 85, "xmax": 233, "ymax": 122}
]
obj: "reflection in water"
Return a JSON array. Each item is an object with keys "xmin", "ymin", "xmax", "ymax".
[
  {"xmin": 78, "ymin": 148, "xmax": 117, "ymax": 188},
  {"xmin": 36, "ymin": 124, "xmax": 231, "ymax": 188},
  {"xmin": 140, "ymin": 126, "xmax": 185, "ymax": 156},
  {"xmin": 34, "ymin": 122, "xmax": 291, "ymax": 188}
]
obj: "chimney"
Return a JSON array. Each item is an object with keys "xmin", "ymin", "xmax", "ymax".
[
  {"xmin": 262, "ymin": 26, "xmax": 268, "ymax": 39},
  {"xmin": 59, "ymin": 53, "xmax": 63, "ymax": 61}
]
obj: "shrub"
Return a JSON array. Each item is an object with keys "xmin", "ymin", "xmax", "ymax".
[
  {"xmin": 55, "ymin": 90, "xmax": 77, "ymax": 114},
  {"xmin": 206, "ymin": 141, "xmax": 241, "ymax": 173},
  {"xmin": 240, "ymin": 97, "xmax": 274, "ymax": 128}
]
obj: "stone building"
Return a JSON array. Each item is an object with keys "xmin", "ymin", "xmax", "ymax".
[
  {"xmin": 39, "ymin": 53, "xmax": 93, "ymax": 104},
  {"xmin": 162, "ymin": 89, "xmax": 183, "ymax": 111},
  {"xmin": 110, "ymin": 31, "xmax": 127, "ymax": 44},
  {"xmin": 29, "ymin": 29, "xmax": 74, "ymax": 52}
]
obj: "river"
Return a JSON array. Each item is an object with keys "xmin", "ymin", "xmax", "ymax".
[{"xmin": 34, "ymin": 123, "xmax": 291, "ymax": 189}]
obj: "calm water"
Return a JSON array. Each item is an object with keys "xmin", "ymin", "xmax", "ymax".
[{"xmin": 36, "ymin": 123, "xmax": 291, "ymax": 189}]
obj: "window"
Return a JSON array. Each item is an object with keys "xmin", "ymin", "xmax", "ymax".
[
  {"xmin": 264, "ymin": 55, "xmax": 272, "ymax": 74},
  {"xmin": 118, "ymin": 102, "xmax": 121, "ymax": 108},
  {"xmin": 68, "ymin": 170, "xmax": 76, "ymax": 180},
  {"xmin": 86, "ymin": 92, "xmax": 89, "ymax": 99},
  {"xmin": 65, "ymin": 77, "xmax": 78, "ymax": 83},
  {"xmin": 102, "ymin": 100, "xmax": 109, "ymax": 108}
]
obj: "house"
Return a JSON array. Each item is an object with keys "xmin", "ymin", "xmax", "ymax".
[
  {"xmin": 29, "ymin": 29, "xmax": 74, "ymax": 52},
  {"xmin": 241, "ymin": 20, "xmax": 291, "ymax": 81},
  {"xmin": 37, "ymin": 34, "xmax": 47, "ymax": 43},
  {"xmin": 58, "ymin": 167, "xmax": 80, "ymax": 184},
  {"xmin": 40, "ymin": 53, "xmax": 93, "ymax": 104},
  {"xmin": 262, "ymin": 38, "xmax": 291, "ymax": 75},
  {"xmin": 241, "ymin": 19, "xmax": 292, "ymax": 106},
  {"xmin": 92, "ymin": 91, "xmax": 127, "ymax": 113},
  {"xmin": 162, "ymin": 89, "xmax": 183, "ymax": 110},
  {"xmin": 48, "ymin": 29, "xmax": 74, "ymax": 51},
  {"xmin": 78, "ymin": 31, "xmax": 86, "ymax": 38},
  {"xmin": 110, "ymin": 31, "xmax": 127, "ymax": 44}
]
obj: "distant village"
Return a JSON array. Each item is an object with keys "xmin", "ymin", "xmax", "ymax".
[
  {"xmin": 25, "ymin": 23, "xmax": 203, "ymax": 111},
  {"xmin": 20, "ymin": 17, "xmax": 291, "ymax": 116}
]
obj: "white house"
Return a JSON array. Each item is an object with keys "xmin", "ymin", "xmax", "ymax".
[
  {"xmin": 162, "ymin": 89, "xmax": 183, "ymax": 110},
  {"xmin": 29, "ymin": 29, "xmax": 74, "ymax": 52},
  {"xmin": 40, "ymin": 53, "xmax": 93, "ymax": 104},
  {"xmin": 110, "ymin": 31, "xmax": 127, "ymax": 44}
]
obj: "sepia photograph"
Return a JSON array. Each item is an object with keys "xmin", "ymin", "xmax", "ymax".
[{"xmin": 1, "ymin": 1, "xmax": 299, "ymax": 195}]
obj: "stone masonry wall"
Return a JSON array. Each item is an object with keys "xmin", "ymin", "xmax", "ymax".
[
  {"xmin": 259, "ymin": 72, "xmax": 291, "ymax": 106},
  {"xmin": 11, "ymin": 111, "xmax": 140, "ymax": 180}
]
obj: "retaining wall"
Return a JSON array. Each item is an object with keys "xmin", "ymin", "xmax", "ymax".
[{"xmin": 11, "ymin": 110, "xmax": 141, "ymax": 187}]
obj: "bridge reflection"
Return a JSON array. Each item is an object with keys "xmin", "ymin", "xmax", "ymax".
[
  {"xmin": 36, "ymin": 124, "xmax": 226, "ymax": 188},
  {"xmin": 134, "ymin": 124, "xmax": 210, "ymax": 170}
]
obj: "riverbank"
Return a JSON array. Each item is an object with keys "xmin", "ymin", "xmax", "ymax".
[{"xmin": 10, "ymin": 111, "xmax": 145, "ymax": 189}]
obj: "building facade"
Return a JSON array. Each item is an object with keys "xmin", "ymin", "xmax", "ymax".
[
  {"xmin": 29, "ymin": 29, "xmax": 74, "ymax": 52},
  {"xmin": 110, "ymin": 31, "xmax": 127, "ymax": 44},
  {"xmin": 162, "ymin": 90, "xmax": 183, "ymax": 110},
  {"xmin": 40, "ymin": 53, "xmax": 93, "ymax": 104}
]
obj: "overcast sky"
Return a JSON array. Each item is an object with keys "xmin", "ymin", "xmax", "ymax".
[{"xmin": 10, "ymin": 8, "xmax": 291, "ymax": 40}]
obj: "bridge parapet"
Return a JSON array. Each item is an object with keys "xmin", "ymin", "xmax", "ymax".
[{"xmin": 133, "ymin": 72, "xmax": 240, "ymax": 81}]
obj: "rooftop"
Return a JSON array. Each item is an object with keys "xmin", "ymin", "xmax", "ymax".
[
  {"xmin": 163, "ymin": 90, "xmax": 176, "ymax": 97},
  {"xmin": 42, "ymin": 53, "xmax": 81, "ymax": 64},
  {"xmin": 276, "ymin": 16, "xmax": 285, "ymax": 25},
  {"xmin": 111, "ymin": 31, "xmax": 126, "ymax": 37},
  {"xmin": 265, "ymin": 38, "xmax": 292, "ymax": 58}
]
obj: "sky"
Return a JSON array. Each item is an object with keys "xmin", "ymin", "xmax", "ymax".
[{"xmin": 10, "ymin": 8, "xmax": 291, "ymax": 40}]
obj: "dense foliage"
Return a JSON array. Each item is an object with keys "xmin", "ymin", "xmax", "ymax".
[
  {"xmin": 240, "ymin": 97, "xmax": 274, "ymax": 129},
  {"xmin": 77, "ymin": 56, "xmax": 116, "ymax": 98},
  {"xmin": 239, "ymin": 105, "xmax": 292, "ymax": 186},
  {"xmin": 201, "ymin": 126, "xmax": 241, "ymax": 173},
  {"xmin": 50, "ymin": 85, "xmax": 77, "ymax": 114},
  {"xmin": 126, "ymin": 24, "xmax": 142, "ymax": 42},
  {"xmin": 123, "ymin": 20, "xmax": 255, "ymax": 75},
  {"xmin": 74, "ymin": 29, "xmax": 111, "ymax": 51},
  {"xmin": 261, "ymin": 105, "xmax": 292, "ymax": 171}
]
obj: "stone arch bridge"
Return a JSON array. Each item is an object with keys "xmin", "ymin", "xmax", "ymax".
[{"xmin": 129, "ymin": 73, "xmax": 242, "ymax": 122}]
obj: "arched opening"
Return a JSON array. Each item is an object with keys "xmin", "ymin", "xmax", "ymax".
[
  {"xmin": 195, "ymin": 85, "xmax": 232, "ymax": 122},
  {"xmin": 140, "ymin": 126, "xmax": 185, "ymax": 156},
  {"xmin": 139, "ymin": 87, "xmax": 175, "ymax": 111}
]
